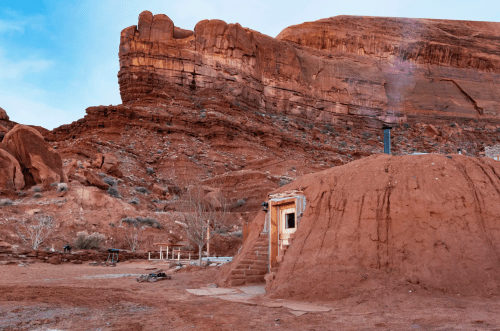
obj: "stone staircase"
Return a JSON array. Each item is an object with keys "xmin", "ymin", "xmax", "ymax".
[
  {"xmin": 229, "ymin": 233, "xmax": 269, "ymax": 286},
  {"xmin": 266, "ymin": 233, "xmax": 295, "ymax": 284}
]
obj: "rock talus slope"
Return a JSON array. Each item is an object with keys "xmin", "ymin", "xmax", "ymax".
[{"xmin": 266, "ymin": 154, "xmax": 500, "ymax": 299}]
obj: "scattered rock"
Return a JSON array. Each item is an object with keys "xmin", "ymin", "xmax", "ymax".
[
  {"xmin": 101, "ymin": 153, "xmax": 122, "ymax": 177},
  {"xmin": 84, "ymin": 170, "xmax": 109, "ymax": 190},
  {"xmin": 47, "ymin": 256, "xmax": 61, "ymax": 265}
]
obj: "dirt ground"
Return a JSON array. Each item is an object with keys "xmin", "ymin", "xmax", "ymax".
[{"xmin": 1, "ymin": 261, "xmax": 499, "ymax": 331}]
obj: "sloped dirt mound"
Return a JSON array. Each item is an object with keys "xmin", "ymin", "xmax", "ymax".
[{"xmin": 267, "ymin": 153, "xmax": 500, "ymax": 299}]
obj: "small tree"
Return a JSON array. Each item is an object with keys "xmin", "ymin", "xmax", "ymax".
[
  {"xmin": 119, "ymin": 219, "xmax": 145, "ymax": 252},
  {"xmin": 181, "ymin": 185, "xmax": 228, "ymax": 266},
  {"xmin": 15, "ymin": 215, "xmax": 56, "ymax": 250}
]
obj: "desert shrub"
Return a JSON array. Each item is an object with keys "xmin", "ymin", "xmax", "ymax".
[
  {"xmin": 103, "ymin": 177, "xmax": 116, "ymax": 186},
  {"xmin": 362, "ymin": 132, "xmax": 372, "ymax": 139},
  {"xmin": 135, "ymin": 186, "xmax": 149, "ymax": 194},
  {"xmin": 120, "ymin": 217, "xmax": 161, "ymax": 229},
  {"xmin": 15, "ymin": 215, "xmax": 56, "ymax": 250},
  {"xmin": 32, "ymin": 186, "xmax": 42, "ymax": 192},
  {"xmin": 0, "ymin": 199, "xmax": 13, "ymax": 207},
  {"xmin": 450, "ymin": 123, "xmax": 457, "ymax": 128},
  {"xmin": 50, "ymin": 182, "xmax": 59, "ymax": 187},
  {"xmin": 146, "ymin": 167, "xmax": 155, "ymax": 175},
  {"xmin": 17, "ymin": 191, "xmax": 26, "ymax": 197},
  {"xmin": 107, "ymin": 186, "xmax": 121, "ymax": 198},
  {"xmin": 99, "ymin": 173, "xmax": 106, "ymax": 177},
  {"xmin": 57, "ymin": 183, "xmax": 68, "ymax": 193},
  {"xmin": 128, "ymin": 197, "xmax": 140, "ymax": 205},
  {"xmin": 340, "ymin": 141, "xmax": 347, "ymax": 148},
  {"xmin": 233, "ymin": 230, "xmax": 243, "ymax": 238},
  {"xmin": 279, "ymin": 178, "xmax": 292, "ymax": 187},
  {"xmin": 74, "ymin": 231, "xmax": 105, "ymax": 249},
  {"xmin": 403, "ymin": 123, "xmax": 411, "ymax": 129},
  {"xmin": 33, "ymin": 193, "xmax": 43, "ymax": 199},
  {"xmin": 233, "ymin": 198, "xmax": 247, "ymax": 208}
]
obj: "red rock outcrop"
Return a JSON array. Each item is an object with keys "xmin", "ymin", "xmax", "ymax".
[
  {"xmin": 0, "ymin": 147, "xmax": 25, "ymax": 191},
  {"xmin": 0, "ymin": 107, "xmax": 9, "ymax": 121},
  {"xmin": 118, "ymin": 13, "xmax": 500, "ymax": 128},
  {"xmin": 2, "ymin": 125, "xmax": 66, "ymax": 188},
  {"xmin": 83, "ymin": 169, "xmax": 108, "ymax": 190},
  {"xmin": 263, "ymin": 154, "xmax": 500, "ymax": 299}
]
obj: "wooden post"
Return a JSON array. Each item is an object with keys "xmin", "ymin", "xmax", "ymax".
[
  {"xmin": 166, "ymin": 246, "xmax": 169, "ymax": 260},
  {"xmin": 207, "ymin": 220, "xmax": 210, "ymax": 257},
  {"xmin": 148, "ymin": 252, "xmax": 151, "ymax": 260},
  {"xmin": 160, "ymin": 246, "xmax": 162, "ymax": 260},
  {"xmin": 270, "ymin": 202, "xmax": 278, "ymax": 264}
]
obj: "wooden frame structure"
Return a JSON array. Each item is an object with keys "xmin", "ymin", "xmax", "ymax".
[{"xmin": 265, "ymin": 190, "xmax": 306, "ymax": 267}]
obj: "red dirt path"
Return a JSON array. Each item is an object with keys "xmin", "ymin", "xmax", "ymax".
[{"xmin": 1, "ymin": 261, "xmax": 500, "ymax": 330}]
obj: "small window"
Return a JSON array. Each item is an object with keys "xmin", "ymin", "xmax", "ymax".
[{"xmin": 285, "ymin": 213, "xmax": 295, "ymax": 229}]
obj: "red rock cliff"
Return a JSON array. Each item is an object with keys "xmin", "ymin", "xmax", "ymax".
[{"xmin": 118, "ymin": 12, "xmax": 500, "ymax": 127}]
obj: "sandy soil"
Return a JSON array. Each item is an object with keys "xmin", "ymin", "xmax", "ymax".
[{"xmin": 1, "ymin": 261, "xmax": 499, "ymax": 330}]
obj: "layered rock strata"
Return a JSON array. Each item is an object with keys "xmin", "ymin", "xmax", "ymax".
[{"xmin": 118, "ymin": 13, "xmax": 500, "ymax": 127}]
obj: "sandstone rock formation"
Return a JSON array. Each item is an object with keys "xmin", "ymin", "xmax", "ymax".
[
  {"xmin": 0, "ymin": 107, "xmax": 9, "ymax": 121},
  {"xmin": 2, "ymin": 125, "xmax": 66, "ymax": 188},
  {"xmin": 118, "ymin": 13, "xmax": 500, "ymax": 128},
  {"xmin": 0, "ymin": 125, "xmax": 8, "ymax": 142},
  {"xmin": 0, "ymin": 147, "xmax": 25, "ymax": 191},
  {"xmin": 262, "ymin": 154, "xmax": 500, "ymax": 299},
  {"xmin": 83, "ymin": 169, "xmax": 108, "ymax": 190},
  {"xmin": 101, "ymin": 152, "xmax": 122, "ymax": 177}
]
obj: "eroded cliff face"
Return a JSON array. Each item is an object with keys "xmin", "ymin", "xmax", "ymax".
[{"xmin": 118, "ymin": 12, "xmax": 500, "ymax": 127}]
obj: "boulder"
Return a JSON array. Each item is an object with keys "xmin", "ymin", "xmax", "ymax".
[
  {"xmin": 2, "ymin": 125, "xmax": 65, "ymax": 188},
  {"xmin": 174, "ymin": 26, "xmax": 193, "ymax": 39},
  {"xmin": 0, "ymin": 107, "xmax": 9, "ymax": 120},
  {"xmin": 425, "ymin": 124, "xmax": 441, "ymax": 138},
  {"xmin": 0, "ymin": 147, "xmax": 25, "ymax": 191},
  {"xmin": 47, "ymin": 255, "xmax": 61, "ymax": 265},
  {"xmin": 64, "ymin": 159, "xmax": 78, "ymax": 178},
  {"xmin": 0, "ymin": 125, "xmax": 8, "ymax": 142},
  {"xmin": 152, "ymin": 184, "xmax": 167, "ymax": 196},
  {"xmin": 101, "ymin": 153, "xmax": 122, "ymax": 177},
  {"xmin": 84, "ymin": 170, "xmax": 108, "ymax": 190}
]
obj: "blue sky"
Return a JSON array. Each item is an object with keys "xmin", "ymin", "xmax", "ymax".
[{"xmin": 1, "ymin": 0, "xmax": 499, "ymax": 129}]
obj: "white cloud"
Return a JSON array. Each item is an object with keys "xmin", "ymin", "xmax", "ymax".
[
  {"xmin": 0, "ymin": 19, "xmax": 25, "ymax": 33},
  {"xmin": 0, "ymin": 94, "xmax": 76, "ymax": 130},
  {"xmin": 0, "ymin": 56, "xmax": 54, "ymax": 79}
]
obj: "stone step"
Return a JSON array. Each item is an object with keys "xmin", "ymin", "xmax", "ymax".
[
  {"xmin": 236, "ymin": 262, "xmax": 267, "ymax": 269},
  {"xmin": 243, "ymin": 269, "xmax": 267, "ymax": 276},
  {"xmin": 231, "ymin": 269, "xmax": 245, "ymax": 275},
  {"xmin": 270, "ymin": 267, "xmax": 279, "ymax": 273},
  {"xmin": 230, "ymin": 273, "xmax": 247, "ymax": 280},
  {"xmin": 243, "ymin": 255, "xmax": 268, "ymax": 260},
  {"xmin": 271, "ymin": 261, "xmax": 281, "ymax": 268},
  {"xmin": 246, "ymin": 275, "xmax": 265, "ymax": 283},
  {"xmin": 230, "ymin": 279, "xmax": 246, "ymax": 286}
]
